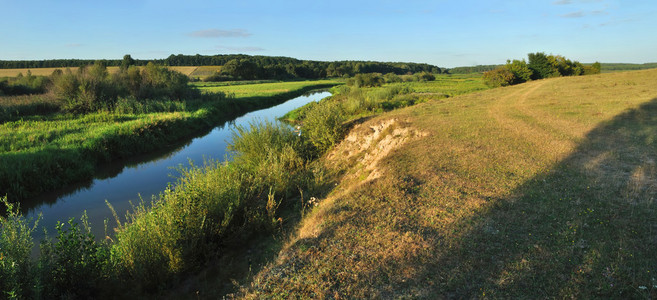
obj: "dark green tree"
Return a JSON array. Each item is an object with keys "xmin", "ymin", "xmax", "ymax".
[
  {"xmin": 528, "ymin": 52, "xmax": 557, "ymax": 80},
  {"xmin": 120, "ymin": 54, "xmax": 135, "ymax": 71}
]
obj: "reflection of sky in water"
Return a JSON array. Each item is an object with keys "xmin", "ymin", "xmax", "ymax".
[{"xmin": 25, "ymin": 91, "xmax": 331, "ymax": 242}]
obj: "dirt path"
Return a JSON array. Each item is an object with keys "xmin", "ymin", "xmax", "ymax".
[{"xmin": 487, "ymin": 80, "xmax": 577, "ymax": 163}]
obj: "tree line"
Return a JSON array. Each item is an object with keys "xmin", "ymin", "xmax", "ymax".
[
  {"xmin": 483, "ymin": 52, "xmax": 601, "ymax": 87},
  {"xmin": 0, "ymin": 54, "xmax": 442, "ymax": 80}
]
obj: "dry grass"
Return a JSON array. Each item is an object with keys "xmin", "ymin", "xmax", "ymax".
[
  {"xmin": 0, "ymin": 66, "xmax": 202, "ymax": 77},
  {"xmin": 188, "ymin": 66, "xmax": 222, "ymax": 78},
  {"xmin": 244, "ymin": 69, "xmax": 657, "ymax": 298}
]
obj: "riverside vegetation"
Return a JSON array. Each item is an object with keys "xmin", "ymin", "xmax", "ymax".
[
  {"xmin": 0, "ymin": 63, "xmax": 338, "ymax": 201},
  {"xmin": 0, "ymin": 70, "xmax": 485, "ymax": 298}
]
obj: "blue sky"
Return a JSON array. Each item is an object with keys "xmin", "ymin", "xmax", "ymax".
[{"xmin": 1, "ymin": 0, "xmax": 655, "ymax": 67}]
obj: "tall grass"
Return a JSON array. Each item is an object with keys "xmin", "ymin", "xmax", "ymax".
[
  {"xmin": 110, "ymin": 121, "xmax": 313, "ymax": 292},
  {"xmin": 0, "ymin": 95, "xmax": 61, "ymax": 123},
  {"xmin": 0, "ymin": 197, "xmax": 38, "ymax": 299}
]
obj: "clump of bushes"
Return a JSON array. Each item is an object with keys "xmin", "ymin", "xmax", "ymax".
[
  {"xmin": 0, "ymin": 71, "xmax": 50, "ymax": 96},
  {"xmin": 347, "ymin": 71, "xmax": 436, "ymax": 88},
  {"xmin": 483, "ymin": 52, "xmax": 601, "ymax": 87},
  {"xmin": 50, "ymin": 62, "xmax": 198, "ymax": 113}
]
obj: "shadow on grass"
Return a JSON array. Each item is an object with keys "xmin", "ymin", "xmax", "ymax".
[
  {"xmin": 251, "ymin": 98, "xmax": 657, "ymax": 298},
  {"xmin": 424, "ymin": 98, "xmax": 657, "ymax": 298}
]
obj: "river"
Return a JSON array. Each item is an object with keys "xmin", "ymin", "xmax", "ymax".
[{"xmin": 22, "ymin": 90, "xmax": 331, "ymax": 242}]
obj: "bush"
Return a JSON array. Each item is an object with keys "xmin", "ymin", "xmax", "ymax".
[
  {"xmin": 505, "ymin": 59, "xmax": 533, "ymax": 84},
  {"xmin": 302, "ymin": 100, "xmax": 345, "ymax": 153},
  {"xmin": 0, "ymin": 198, "xmax": 38, "ymax": 299},
  {"xmin": 483, "ymin": 67, "xmax": 516, "ymax": 87},
  {"xmin": 50, "ymin": 62, "xmax": 198, "ymax": 113},
  {"xmin": 39, "ymin": 216, "xmax": 111, "ymax": 298},
  {"xmin": 346, "ymin": 73, "xmax": 384, "ymax": 88},
  {"xmin": 0, "ymin": 71, "xmax": 50, "ymax": 96},
  {"xmin": 415, "ymin": 71, "xmax": 435, "ymax": 81}
]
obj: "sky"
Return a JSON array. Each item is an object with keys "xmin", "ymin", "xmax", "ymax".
[{"xmin": 1, "ymin": 0, "xmax": 655, "ymax": 68}]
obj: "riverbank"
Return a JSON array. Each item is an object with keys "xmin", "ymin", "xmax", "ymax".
[
  {"xmin": 1, "ymin": 75, "xmax": 489, "ymax": 298},
  {"xmin": 0, "ymin": 80, "xmax": 339, "ymax": 201}
]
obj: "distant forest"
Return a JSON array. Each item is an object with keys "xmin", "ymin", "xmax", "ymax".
[{"xmin": 0, "ymin": 54, "xmax": 442, "ymax": 80}]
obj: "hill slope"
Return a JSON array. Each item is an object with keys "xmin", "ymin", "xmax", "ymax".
[{"xmin": 245, "ymin": 69, "xmax": 657, "ymax": 298}]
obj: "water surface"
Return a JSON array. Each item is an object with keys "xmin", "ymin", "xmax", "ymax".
[{"xmin": 24, "ymin": 91, "xmax": 331, "ymax": 241}]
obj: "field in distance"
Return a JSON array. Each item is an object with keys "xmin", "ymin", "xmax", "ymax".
[{"xmin": 0, "ymin": 66, "xmax": 221, "ymax": 78}]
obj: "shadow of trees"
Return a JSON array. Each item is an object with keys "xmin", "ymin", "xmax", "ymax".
[{"xmin": 425, "ymin": 98, "xmax": 657, "ymax": 298}]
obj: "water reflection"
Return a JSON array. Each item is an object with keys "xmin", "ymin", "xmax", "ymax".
[{"xmin": 23, "ymin": 91, "xmax": 331, "ymax": 242}]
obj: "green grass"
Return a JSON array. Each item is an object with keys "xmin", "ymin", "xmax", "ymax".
[
  {"xmin": 281, "ymin": 74, "xmax": 487, "ymax": 124},
  {"xmin": 245, "ymin": 69, "xmax": 657, "ymax": 298},
  {"xmin": 1, "ymin": 80, "xmax": 339, "ymax": 201},
  {"xmin": 193, "ymin": 80, "xmax": 341, "ymax": 98},
  {"xmin": 403, "ymin": 73, "xmax": 488, "ymax": 97}
]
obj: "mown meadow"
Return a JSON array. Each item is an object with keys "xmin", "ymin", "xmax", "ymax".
[
  {"xmin": 0, "ymin": 70, "xmax": 486, "ymax": 298},
  {"xmin": 245, "ymin": 69, "xmax": 657, "ymax": 298}
]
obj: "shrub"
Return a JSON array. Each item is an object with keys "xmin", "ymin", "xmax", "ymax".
[
  {"xmin": 302, "ymin": 100, "xmax": 345, "ymax": 153},
  {"xmin": 0, "ymin": 197, "xmax": 38, "ymax": 299},
  {"xmin": 483, "ymin": 67, "xmax": 516, "ymax": 87},
  {"xmin": 383, "ymin": 73, "xmax": 402, "ymax": 83},
  {"xmin": 0, "ymin": 71, "xmax": 50, "ymax": 96},
  {"xmin": 346, "ymin": 73, "xmax": 384, "ymax": 88},
  {"xmin": 505, "ymin": 59, "xmax": 533, "ymax": 84},
  {"xmin": 415, "ymin": 71, "xmax": 435, "ymax": 81},
  {"xmin": 50, "ymin": 62, "xmax": 198, "ymax": 113},
  {"xmin": 39, "ymin": 215, "xmax": 111, "ymax": 298}
]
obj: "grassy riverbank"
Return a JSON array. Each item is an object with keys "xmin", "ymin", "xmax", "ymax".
[
  {"xmin": 0, "ymin": 80, "xmax": 339, "ymax": 201},
  {"xmin": 1, "ymin": 74, "xmax": 487, "ymax": 298}
]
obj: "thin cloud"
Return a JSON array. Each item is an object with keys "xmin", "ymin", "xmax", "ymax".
[
  {"xmin": 599, "ymin": 17, "xmax": 638, "ymax": 27},
  {"xmin": 188, "ymin": 29, "xmax": 252, "ymax": 38},
  {"xmin": 561, "ymin": 11, "xmax": 585, "ymax": 18},
  {"xmin": 591, "ymin": 8, "xmax": 609, "ymax": 15}
]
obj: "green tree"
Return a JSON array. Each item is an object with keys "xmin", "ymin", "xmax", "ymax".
[
  {"xmin": 528, "ymin": 52, "xmax": 558, "ymax": 79},
  {"xmin": 121, "ymin": 54, "xmax": 135, "ymax": 71},
  {"xmin": 505, "ymin": 59, "xmax": 533, "ymax": 84},
  {"xmin": 582, "ymin": 62, "xmax": 602, "ymax": 75}
]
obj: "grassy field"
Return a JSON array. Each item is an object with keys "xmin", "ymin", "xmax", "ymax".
[
  {"xmin": 193, "ymin": 80, "xmax": 342, "ymax": 98},
  {"xmin": 408, "ymin": 73, "xmax": 488, "ymax": 97},
  {"xmin": 244, "ymin": 69, "xmax": 657, "ymax": 298},
  {"xmin": 0, "ymin": 66, "xmax": 204, "ymax": 77}
]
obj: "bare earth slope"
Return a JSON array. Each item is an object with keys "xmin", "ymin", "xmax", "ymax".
[{"xmin": 246, "ymin": 69, "xmax": 657, "ymax": 298}]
